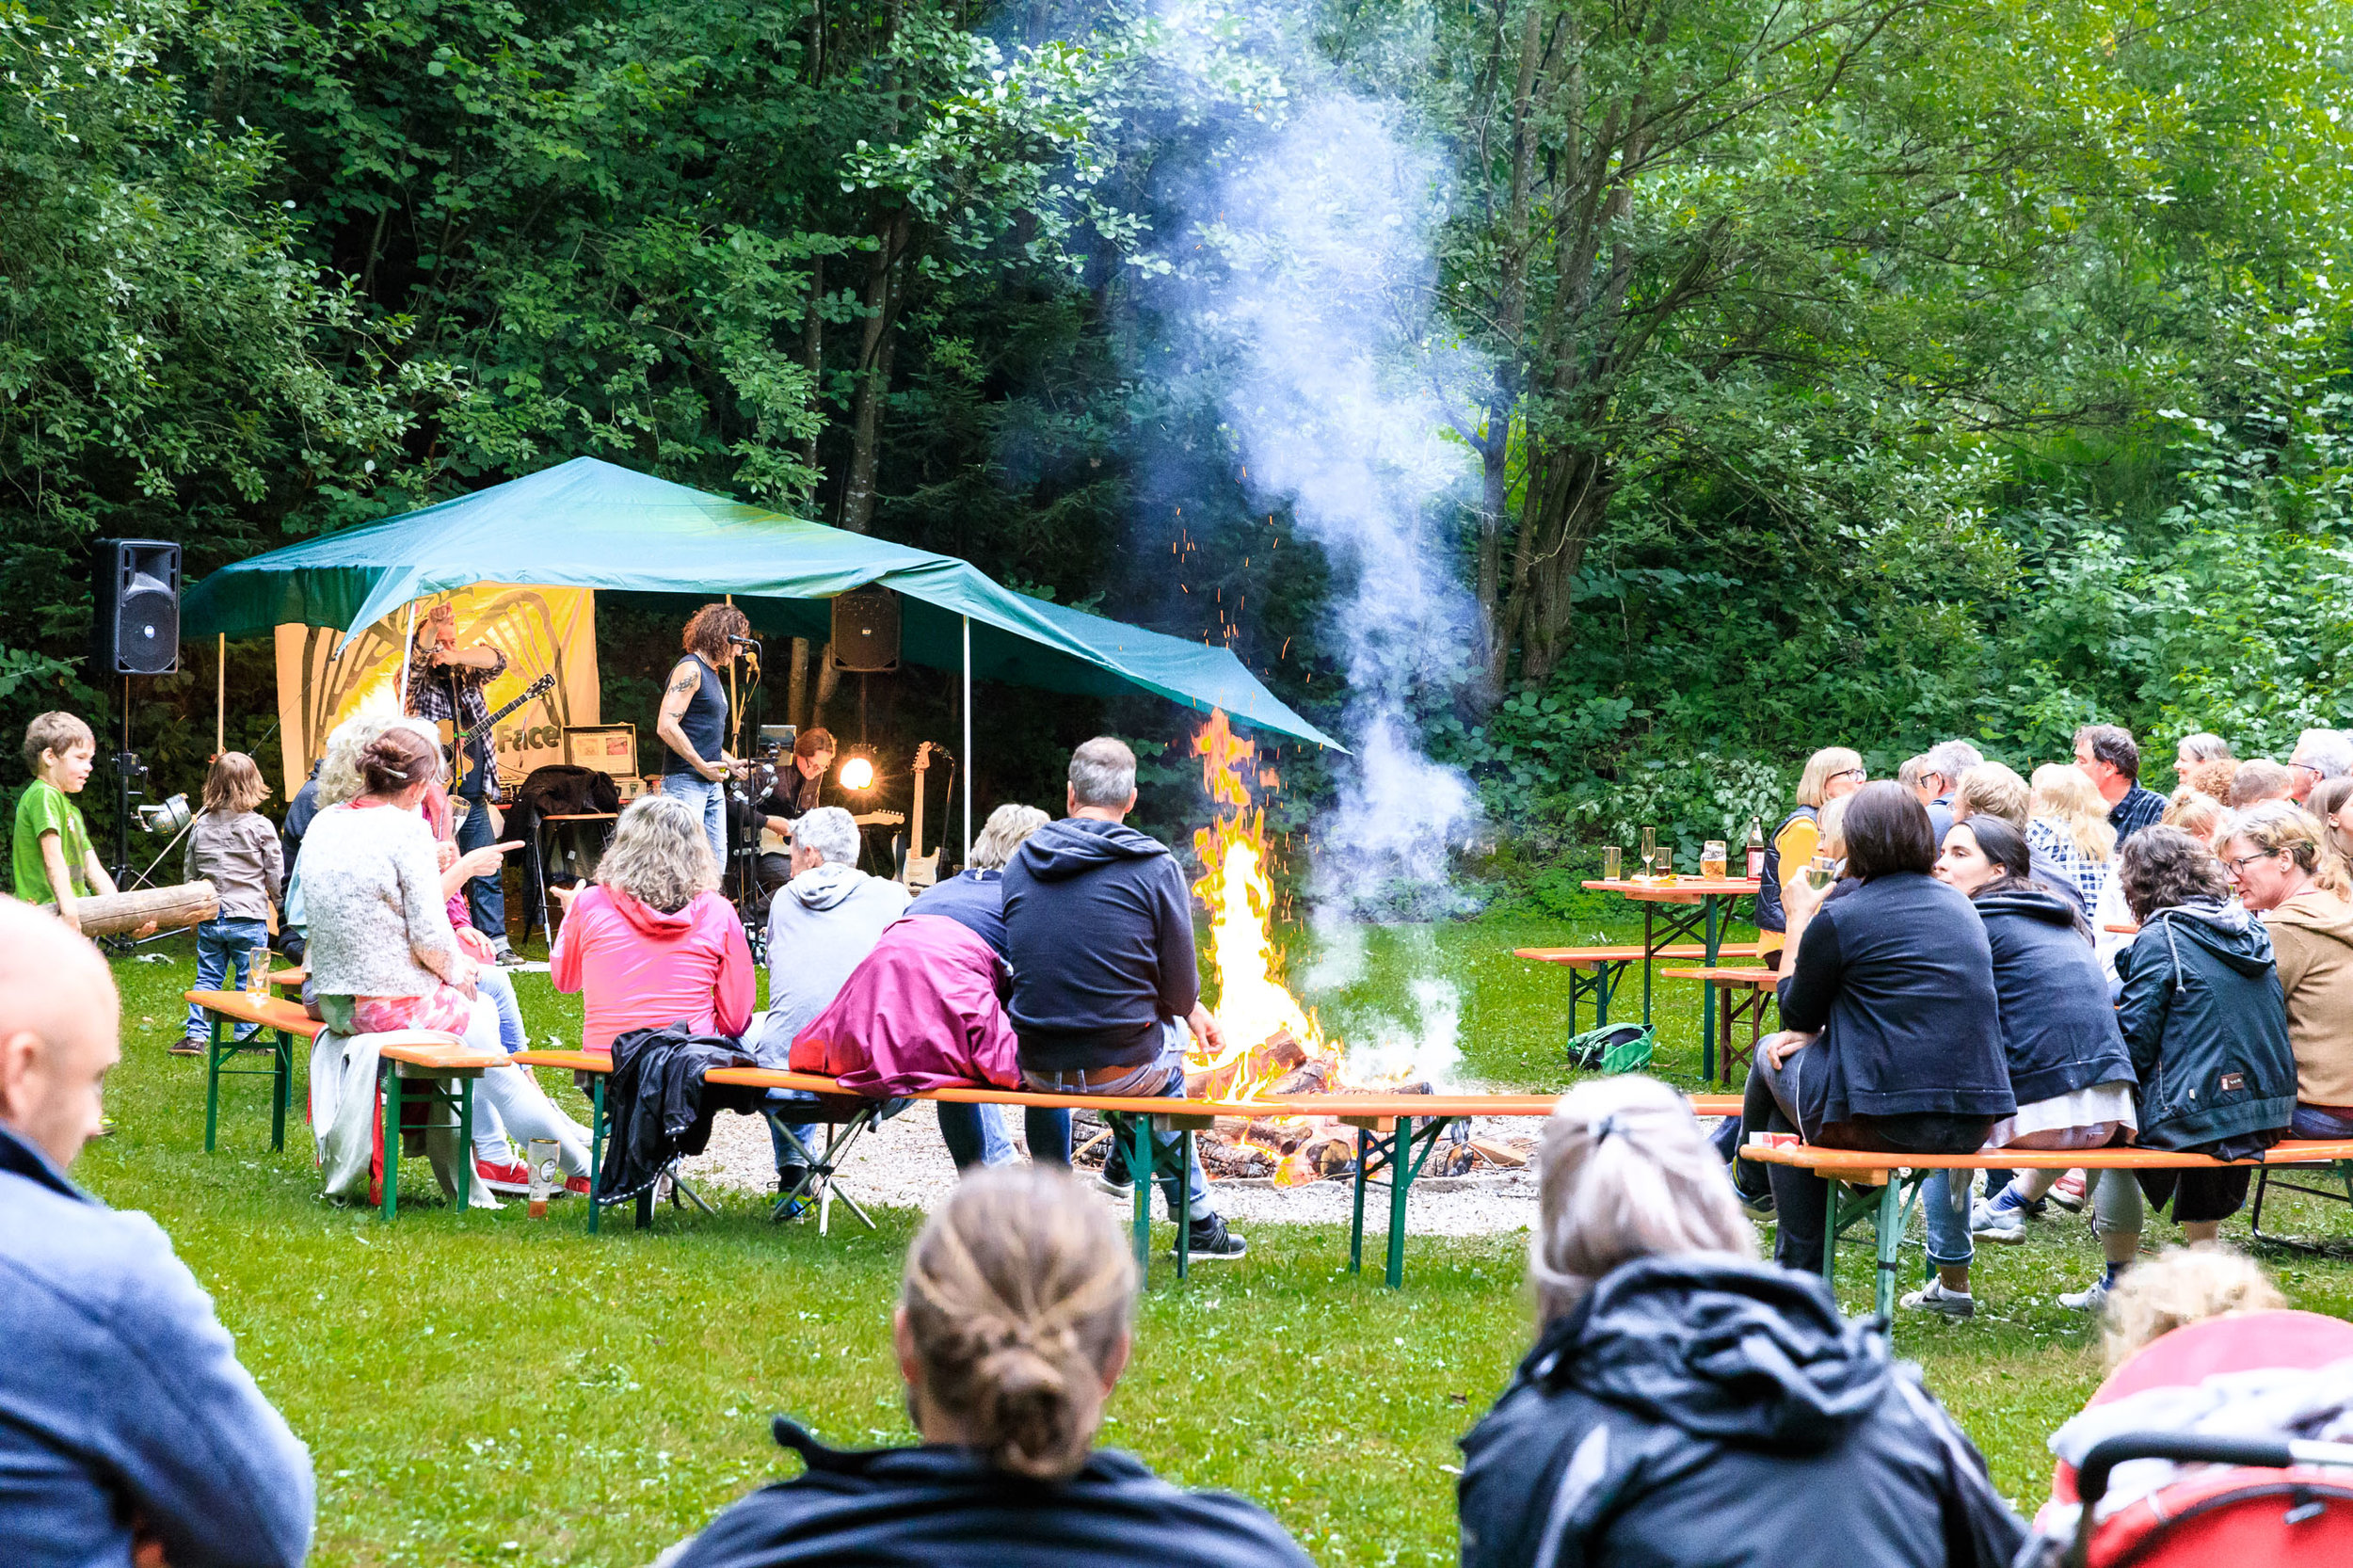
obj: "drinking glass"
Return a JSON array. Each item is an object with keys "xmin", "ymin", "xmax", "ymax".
[
  {"xmin": 1803, "ymin": 855, "xmax": 1838, "ymax": 891},
  {"xmin": 1602, "ymin": 845, "xmax": 1622, "ymax": 881},
  {"xmin": 243, "ymin": 945, "xmax": 273, "ymax": 998},
  {"xmin": 1653, "ymin": 846, "xmax": 1676, "ymax": 881},
  {"xmin": 1701, "ymin": 840, "xmax": 1728, "ymax": 878},
  {"xmin": 526, "ymin": 1137, "xmax": 560, "ymax": 1220},
  {"xmin": 1641, "ymin": 824, "xmax": 1657, "ymax": 865}
]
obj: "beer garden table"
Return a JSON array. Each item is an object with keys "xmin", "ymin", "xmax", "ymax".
[{"xmin": 1580, "ymin": 876, "xmax": 1761, "ymax": 1080}]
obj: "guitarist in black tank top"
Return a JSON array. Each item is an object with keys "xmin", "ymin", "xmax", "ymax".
[{"xmin": 655, "ymin": 603, "xmax": 749, "ymax": 866}]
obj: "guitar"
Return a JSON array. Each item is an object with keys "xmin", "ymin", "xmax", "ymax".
[
  {"xmin": 902, "ymin": 743, "xmax": 939, "ymax": 889},
  {"xmin": 757, "ymin": 809, "xmax": 904, "ymax": 856},
  {"xmin": 435, "ymin": 673, "xmax": 556, "ymax": 792}
]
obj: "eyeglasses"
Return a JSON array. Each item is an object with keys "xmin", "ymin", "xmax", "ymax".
[
  {"xmin": 1834, "ymin": 767, "xmax": 1867, "ymax": 783},
  {"xmin": 2223, "ymin": 849, "xmax": 2283, "ymax": 875},
  {"xmin": 2290, "ymin": 761, "xmax": 2325, "ymax": 777}
]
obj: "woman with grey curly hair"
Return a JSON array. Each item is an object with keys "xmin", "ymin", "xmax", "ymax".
[
  {"xmin": 1456, "ymin": 1076, "xmax": 2025, "ymax": 1567},
  {"xmin": 549, "ymin": 792, "xmax": 754, "ymax": 1056}
]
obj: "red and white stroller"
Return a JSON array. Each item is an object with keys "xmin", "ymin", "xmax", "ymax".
[{"xmin": 2025, "ymin": 1309, "xmax": 2353, "ymax": 1565}]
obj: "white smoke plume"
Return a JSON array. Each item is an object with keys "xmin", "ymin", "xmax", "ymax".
[{"xmin": 1130, "ymin": 5, "xmax": 1485, "ymax": 1068}]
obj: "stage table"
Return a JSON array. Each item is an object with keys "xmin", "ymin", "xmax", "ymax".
[
  {"xmin": 525, "ymin": 811, "xmax": 618, "ymax": 943},
  {"xmin": 1580, "ymin": 876, "xmax": 1760, "ymax": 1079}
]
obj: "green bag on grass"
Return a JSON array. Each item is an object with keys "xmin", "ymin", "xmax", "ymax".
[{"xmin": 1564, "ymin": 1022, "xmax": 1656, "ymax": 1076}]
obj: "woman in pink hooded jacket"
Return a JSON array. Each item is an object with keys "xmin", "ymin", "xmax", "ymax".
[{"xmin": 550, "ymin": 793, "xmax": 755, "ymax": 1054}]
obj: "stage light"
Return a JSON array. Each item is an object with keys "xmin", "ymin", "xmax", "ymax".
[{"xmin": 839, "ymin": 756, "xmax": 875, "ymax": 792}]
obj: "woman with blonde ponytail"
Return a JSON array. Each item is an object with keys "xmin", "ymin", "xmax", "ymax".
[
  {"xmin": 671, "ymin": 1167, "xmax": 1313, "ymax": 1568},
  {"xmin": 1458, "ymin": 1077, "xmax": 2025, "ymax": 1568}
]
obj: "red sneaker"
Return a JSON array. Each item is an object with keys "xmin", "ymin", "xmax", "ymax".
[
  {"xmin": 2050, "ymin": 1170, "xmax": 2089, "ymax": 1211},
  {"xmin": 564, "ymin": 1175, "xmax": 592, "ymax": 1196},
  {"xmin": 474, "ymin": 1159, "xmax": 533, "ymax": 1194}
]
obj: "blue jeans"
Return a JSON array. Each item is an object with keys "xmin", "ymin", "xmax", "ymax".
[
  {"xmin": 2294, "ymin": 1102, "xmax": 2353, "ymax": 1138},
  {"xmin": 1922, "ymin": 1169, "xmax": 1973, "ymax": 1269},
  {"xmin": 186, "ymin": 918, "xmax": 270, "ymax": 1038},
  {"xmin": 455, "ymin": 791, "xmax": 508, "ymax": 946},
  {"xmin": 936, "ymin": 1100, "xmax": 1072, "ymax": 1171},
  {"xmin": 1024, "ymin": 1023, "xmax": 1213, "ymax": 1222},
  {"xmin": 658, "ymin": 772, "xmax": 727, "ymax": 866},
  {"xmin": 474, "ymin": 964, "xmax": 526, "ymax": 1053}
]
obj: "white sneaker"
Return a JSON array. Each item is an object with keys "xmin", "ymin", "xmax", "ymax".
[
  {"xmin": 1971, "ymin": 1197, "xmax": 2027, "ymax": 1244},
  {"xmin": 2059, "ymin": 1278, "xmax": 2110, "ymax": 1314},
  {"xmin": 1898, "ymin": 1278, "xmax": 1976, "ymax": 1319},
  {"xmin": 1094, "ymin": 1173, "xmax": 1135, "ymax": 1202}
]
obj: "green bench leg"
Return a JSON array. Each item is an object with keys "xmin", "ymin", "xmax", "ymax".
[
  {"xmin": 1176, "ymin": 1128, "xmax": 1193, "ymax": 1280},
  {"xmin": 380, "ymin": 1068, "xmax": 403, "ymax": 1222},
  {"xmin": 1385, "ymin": 1115, "xmax": 1415, "ymax": 1288},
  {"xmin": 1874, "ymin": 1177, "xmax": 1905, "ymax": 1320},
  {"xmin": 1128, "ymin": 1115, "xmax": 1152, "ymax": 1283},
  {"xmin": 456, "ymin": 1078, "xmax": 474, "ymax": 1215},
  {"xmin": 587, "ymin": 1076, "xmax": 605, "ymax": 1236},
  {"xmin": 203, "ymin": 1013, "xmax": 226, "ymax": 1153},
  {"xmin": 1350, "ymin": 1128, "xmax": 1369, "ymax": 1273},
  {"xmin": 271, "ymin": 1029, "xmax": 291, "ymax": 1153}
]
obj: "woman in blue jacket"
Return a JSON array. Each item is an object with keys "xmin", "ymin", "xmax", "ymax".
[
  {"xmin": 2056, "ymin": 825, "xmax": 2294, "ymax": 1314},
  {"xmin": 672, "ymin": 1167, "xmax": 1312, "ymax": 1568},
  {"xmin": 1900, "ymin": 816, "xmax": 2139, "ymax": 1319}
]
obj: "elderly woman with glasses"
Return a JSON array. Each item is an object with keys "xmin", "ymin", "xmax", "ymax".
[{"xmin": 2217, "ymin": 802, "xmax": 2353, "ymax": 1141}]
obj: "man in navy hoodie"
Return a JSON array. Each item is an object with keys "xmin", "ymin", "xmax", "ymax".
[
  {"xmin": 0, "ymin": 896, "xmax": 313, "ymax": 1568},
  {"xmin": 1001, "ymin": 737, "xmax": 1246, "ymax": 1259}
]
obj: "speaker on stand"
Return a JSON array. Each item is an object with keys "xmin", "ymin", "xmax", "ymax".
[
  {"xmin": 829, "ymin": 586, "xmax": 900, "ymax": 743},
  {"xmin": 89, "ymin": 539, "xmax": 182, "ymax": 887}
]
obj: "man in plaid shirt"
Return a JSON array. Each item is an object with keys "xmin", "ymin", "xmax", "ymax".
[
  {"xmin": 406, "ymin": 604, "xmax": 518, "ymax": 961},
  {"xmin": 2074, "ymin": 724, "xmax": 2167, "ymax": 846}
]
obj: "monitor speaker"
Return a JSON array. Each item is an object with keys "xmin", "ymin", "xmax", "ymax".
[
  {"xmin": 829, "ymin": 586, "xmax": 901, "ymax": 672},
  {"xmin": 90, "ymin": 539, "xmax": 182, "ymax": 678}
]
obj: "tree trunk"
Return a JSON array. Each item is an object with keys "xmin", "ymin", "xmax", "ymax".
[
  {"xmin": 814, "ymin": 643, "xmax": 840, "ymax": 728},
  {"xmin": 800, "ymin": 256, "xmax": 825, "ymax": 475},
  {"xmin": 788, "ymin": 636, "xmax": 811, "ymax": 729},
  {"xmin": 1503, "ymin": 441, "xmax": 1614, "ymax": 687},
  {"xmin": 839, "ymin": 210, "xmax": 910, "ymax": 535}
]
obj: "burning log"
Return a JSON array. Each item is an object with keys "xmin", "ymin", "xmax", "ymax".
[
  {"xmin": 1211, "ymin": 1116, "xmax": 1310, "ymax": 1153},
  {"xmin": 1469, "ymin": 1138, "xmax": 1529, "ymax": 1170},
  {"xmin": 1184, "ymin": 1028, "xmax": 1305, "ymax": 1100},
  {"xmin": 1266, "ymin": 1058, "xmax": 1335, "ymax": 1097}
]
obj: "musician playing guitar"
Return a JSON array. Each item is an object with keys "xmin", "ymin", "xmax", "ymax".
[
  {"xmin": 405, "ymin": 603, "xmax": 520, "ymax": 963},
  {"xmin": 751, "ymin": 727, "xmax": 836, "ymax": 899}
]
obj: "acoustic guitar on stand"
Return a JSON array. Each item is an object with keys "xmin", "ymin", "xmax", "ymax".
[{"xmin": 902, "ymin": 742, "xmax": 939, "ymax": 890}]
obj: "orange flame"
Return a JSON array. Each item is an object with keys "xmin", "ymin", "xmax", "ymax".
[{"xmin": 1188, "ymin": 711, "xmax": 1344, "ymax": 1100}]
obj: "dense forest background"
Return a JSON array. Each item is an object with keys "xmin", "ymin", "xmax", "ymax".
[{"xmin": 2, "ymin": 0, "xmax": 2348, "ymax": 908}]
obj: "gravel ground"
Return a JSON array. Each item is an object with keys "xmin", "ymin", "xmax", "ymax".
[{"xmin": 676, "ymin": 1098, "xmax": 1582, "ymax": 1236}]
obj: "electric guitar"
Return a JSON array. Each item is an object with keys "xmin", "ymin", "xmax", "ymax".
[
  {"xmin": 902, "ymin": 742, "xmax": 939, "ymax": 889},
  {"xmin": 758, "ymin": 808, "xmax": 904, "ymax": 855},
  {"xmin": 435, "ymin": 673, "xmax": 556, "ymax": 792}
]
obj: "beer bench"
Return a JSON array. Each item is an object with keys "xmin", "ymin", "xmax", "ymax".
[
  {"xmin": 1657, "ymin": 967, "xmax": 1777, "ymax": 1084},
  {"xmin": 1742, "ymin": 1140, "xmax": 2353, "ymax": 1324},
  {"xmin": 1515, "ymin": 944, "xmax": 1766, "ymax": 1063},
  {"xmin": 184, "ymin": 988, "xmax": 317, "ymax": 1153}
]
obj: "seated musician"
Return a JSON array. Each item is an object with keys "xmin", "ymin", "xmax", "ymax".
[
  {"xmin": 750, "ymin": 727, "xmax": 836, "ymax": 900},
  {"xmin": 1000, "ymin": 739, "xmax": 1245, "ymax": 1261},
  {"xmin": 548, "ymin": 792, "xmax": 755, "ymax": 1056},
  {"xmin": 1738, "ymin": 781, "xmax": 2014, "ymax": 1275}
]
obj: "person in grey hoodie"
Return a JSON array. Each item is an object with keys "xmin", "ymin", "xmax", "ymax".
[
  {"xmin": 757, "ymin": 806, "xmax": 911, "ymax": 1195},
  {"xmin": 0, "ymin": 897, "xmax": 313, "ymax": 1568},
  {"xmin": 1000, "ymin": 737, "xmax": 1244, "ymax": 1260},
  {"xmin": 2057, "ymin": 824, "xmax": 2296, "ymax": 1314}
]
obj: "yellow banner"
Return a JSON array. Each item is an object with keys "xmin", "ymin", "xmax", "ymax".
[{"xmin": 274, "ymin": 584, "xmax": 601, "ymax": 798}]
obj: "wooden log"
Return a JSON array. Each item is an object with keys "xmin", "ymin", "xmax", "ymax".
[
  {"xmin": 1266, "ymin": 1058, "xmax": 1334, "ymax": 1097},
  {"xmin": 72, "ymin": 880, "xmax": 217, "ymax": 937},
  {"xmin": 1184, "ymin": 1028, "xmax": 1306, "ymax": 1099},
  {"xmin": 1469, "ymin": 1137, "xmax": 1529, "ymax": 1169}
]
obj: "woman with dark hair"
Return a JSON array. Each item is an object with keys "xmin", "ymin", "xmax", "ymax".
[
  {"xmin": 1737, "ymin": 782, "xmax": 2012, "ymax": 1273},
  {"xmin": 2056, "ymin": 825, "xmax": 2295, "ymax": 1314},
  {"xmin": 1897, "ymin": 817, "xmax": 2137, "ymax": 1318},
  {"xmin": 1458, "ymin": 1078, "xmax": 2024, "ymax": 1568},
  {"xmin": 670, "ymin": 1168, "xmax": 1314, "ymax": 1568}
]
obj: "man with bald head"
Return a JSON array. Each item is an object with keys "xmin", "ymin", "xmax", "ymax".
[{"xmin": 0, "ymin": 897, "xmax": 313, "ymax": 1567}]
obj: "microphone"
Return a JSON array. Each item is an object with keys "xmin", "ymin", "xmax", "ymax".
[{"xmin": 727, "ymin": 632, "xmax": 761, "ymax": 647}]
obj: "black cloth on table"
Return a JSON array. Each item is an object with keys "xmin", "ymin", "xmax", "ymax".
[{"xmin": 597, "ymin": 1024, "xmax": 764, "ymax": 1204}]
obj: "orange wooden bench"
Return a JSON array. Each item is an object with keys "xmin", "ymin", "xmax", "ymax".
[
  {"xmin": 1742, "ymin": 1140, "xmax": 2353, "ymax": 1321},
  {"xmin": 185, "ymin": 988, "xmax": 322, "ymax": 1154},
  {"xmin": 1657, "ymin": 967, "xmax": 1777, "ymax": 1084}
]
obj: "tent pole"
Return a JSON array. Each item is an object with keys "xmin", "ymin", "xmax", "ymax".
[
  {"xmin": 396, "ymin": 601, "xmax": 417, "ymax": 707},
  {"xmin": 962, "ymin": 616, "xmax": 972, "ymax": 862},
  {"xmin": 216, "ymin": 634, "xmax": 225, "ymax": 755}
]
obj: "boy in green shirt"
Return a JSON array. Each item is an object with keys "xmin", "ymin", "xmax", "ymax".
[{"xmin": 12, "ymin": 711, "xmax": 123, "ymax": 934}]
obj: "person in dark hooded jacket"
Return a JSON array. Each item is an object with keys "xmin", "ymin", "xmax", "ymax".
[
  {"xmin": 1458, "ymin": 1076, "xmax": 2025, "ymax": 1568},
  {"xmin": 672, "ymin": 1168, "xmax": 1310, "ymax": 1568},
  {"xmin": 1001, "ymin": 737, "xmax": 1242, "ymax": 1259},
  {"xmin": 1900, "ymin": 817, "xmax": 2139, "ymax": 1318},
  {"xmin": 2056, "ymin": 824, "xmax": 2295, "ymax": 1315}
]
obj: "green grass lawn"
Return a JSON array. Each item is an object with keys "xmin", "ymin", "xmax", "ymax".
[{"xmin": 78, "ymin": 911, "xmax": 2353, "ymax": 1566}]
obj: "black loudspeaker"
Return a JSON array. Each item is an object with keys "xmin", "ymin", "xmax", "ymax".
[
  {"xmin": 830, "ymin": 586, "xmax": 901, "ymax": 672},
  {"xmin": 90, "ymin": 538, "xmax": 182, "ymax": 677}
]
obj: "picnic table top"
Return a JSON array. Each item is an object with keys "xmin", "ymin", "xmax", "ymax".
[
  {"xmin": 1582, "ymin": 877, "xmax": 1759, "ymax": 902},
  {"xmin": 2105, "ymin": 922, "xmax": 2141, "ymax": 935},
  {"xmin": 186, "ymin": 988, "xmax": 324, "ymax": 1036},
  {"xmin": 1742, "ymin": 1139, "xmax": 2353, "ymax": 1173},
  {"xmin": 1513, "ymin": 942, "xmax": 1766, "ymax": 965},
  {"xmin": 1657, "ymin": 966, "xmax": 1777, "ymax": 985}
]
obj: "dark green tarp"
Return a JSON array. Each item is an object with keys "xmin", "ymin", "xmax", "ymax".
[{"xmin": 182, "ymin": 456, "xmax": 1337, "ymax": 748}]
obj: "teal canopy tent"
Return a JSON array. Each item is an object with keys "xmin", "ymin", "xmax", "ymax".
[{"xmin": 183, "ymin": 457, "xmax": 1337, "ymax": 852}]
